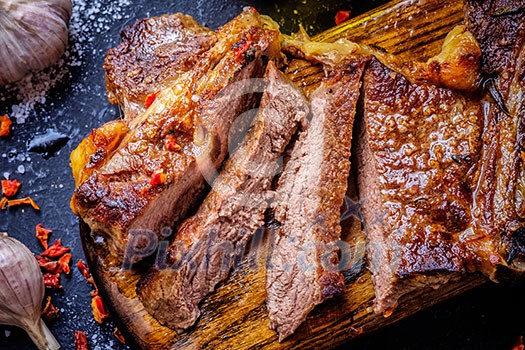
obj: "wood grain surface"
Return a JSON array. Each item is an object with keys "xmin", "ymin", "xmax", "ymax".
[{"xmin": 80, "ymin": 0, "xmax": 487, "ymax": 348}]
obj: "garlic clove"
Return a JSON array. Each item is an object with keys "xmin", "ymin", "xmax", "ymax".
[
  {"xmin": 0, "ymin": 232, "xmax": 60, "ymax": 350},
  {"xmin": 25, "ymin": 318, "xmax": 61, "ymax": 350},
  {"xmin": 0, "ymin": 0, "xmax": 72, "ymax": 85}
]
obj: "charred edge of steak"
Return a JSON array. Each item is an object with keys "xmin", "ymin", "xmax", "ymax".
[
  {"xmin": 464, "ymin": 0, "xmax": 525, "ymax": 80},
  {"xmin": 103, "ymin": 13, "xmax": 217, "ymax": 109},
  {"xmin": 137, "ymin": 61, "xmax": 310, "ymax": 330},
  {"xmin": 266, "ymin": 56, "xmax": 369, "ymax": 341},
  {"xmin": 465, "ymin": 0, "xmax": 525, "ymax": 274}
]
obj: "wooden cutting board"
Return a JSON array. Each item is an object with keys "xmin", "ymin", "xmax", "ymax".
[{"xmin": 80, "ymin": 0, "xmax": 487, "ymax": 348}]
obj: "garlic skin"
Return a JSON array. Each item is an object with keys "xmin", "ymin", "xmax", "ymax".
[
  {"xmin": 0, "ymin": 232, "xmax": 60, "ymax": 350},
  {"xmin": 0, "ymin": 0, "xmax": 72, "ymax": 85}
]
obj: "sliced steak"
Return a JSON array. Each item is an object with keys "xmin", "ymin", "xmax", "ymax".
[
  {"xmin": 266, "ymin": 56, "xmax": 369, "ymax": 341},
  {"xmin": 71, "ymin": 9, "xmax": 281, "ymax": 263},
  {"xmin": 103, "ymin": 13, "xmax": 217, "ymax": 121},
  {"xmin": 465, "ymin": 0, "xmax": 525, "ymax": 277},
  {"xmin": 357, "ymin": 54, "xmax": 490, "ymax": 315},
  {"xmin": 137, "ymin": 61, "xmax": 309, "ymax": 330}
]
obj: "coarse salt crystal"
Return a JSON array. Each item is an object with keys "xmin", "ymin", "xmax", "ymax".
[{"xmin": 0, "ymin": 0, "xmax": 132, "ymax": 124}]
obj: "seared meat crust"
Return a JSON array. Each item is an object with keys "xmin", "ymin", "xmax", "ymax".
[
  {"xmin": 104, "ymin": 14, "xmax": 217, "ymax": 121},
  {"xmin": 465, "ymin": 0, "xmax": 525, "ymax": 276},
  {"xmin": 358, "ymin": 57, "xmax": 487, "ymax": 314}
]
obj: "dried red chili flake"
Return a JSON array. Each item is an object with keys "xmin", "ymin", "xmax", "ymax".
[
  {"xmin": 233, "ymin": 33, "xmax": 253, "ymax": 62},
  {"xmin": 74, "ymin": 330, "xmax": 89, "ymax": 350},
  {"xmin": 59, "ymin": 253, "xmax": 72, "ymax": 275},
  {"xmin": 77, "ymin": 259, "xmax": 94, "ymax": 284},
  {"xmin": 1, "ymin": 179, "xmax": 21, "ymax": 197},
  {"xmin": 44, "ymin": 273, "xmax": 62, "ymax": 289},
  {"xmin": 149, "ymin": 169, "xmax": 166, "ymax": 188},
  {"xmin": 335, "ymin": 10, "xmax": 351, "ymax": 25},
  {"xmin": 42, "ymin": 296, "xmax": 60, "ymax": 324},
  {"xmin": 35, "ymin": 223, "xmax": 52, "ymax": 249},
  {"xmin": 91, "ymin": 295, "xmax": 110, "ymax": 324},
  {"xmin": 0, "ymin": 196, "xmax": 40, "ymax": 210},
  {"xmin": 36, "ymin": 255, "xmax": 62, "ymax": 274},
  {"xmin": 144, "ymin": 91, "xmax": 159, "ymax": 108},
  {"xmin": 0, "ymin": 115, "xmax": 12, "ymax": 137},
  {"xmin": 35, "ymin": 254, "xmax": 49, "ymax": 265},
  {"xmin": 77, "ymin": 259, "xmax": 98, "ymax": 295},
  {"xmin": 141, "ymin": 169, "xmax": 167, "ymax": 195},
  {"xmin": 40, "ymin": 239, "xmax": 71, "ymax": 258},
  {"xmin": 114, "ymin": 328, "xmax": 126, "ymax": 345},
  {"xmin": 163, "ymin": 133, "xmax": 182, "ymax": 152}
]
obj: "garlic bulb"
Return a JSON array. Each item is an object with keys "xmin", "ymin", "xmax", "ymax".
[
  {"xmin": 0, "ymin": 0, "xmax": 72, "ymax": 85},
  {"xmin": 0, "ymin": 232, "xmax": 60, "ymax": 350}
]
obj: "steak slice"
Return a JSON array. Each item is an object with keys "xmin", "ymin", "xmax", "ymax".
[
  {"xmin": 137, "ymin": 61, "xmax": 309, "ymax": 330},
  {"xmin": 357, "ymin": 53, "xmax": 489, "ymax": 315},
  {"xmin": 465, "ymin": 0, "xmax": 525, "ymax": 277},
  {"xmin": 71, "ymin": 9, "xmax": 281, "ymax": 262},
  {"xmin": 266, "ymin": 56, "xmax": 369, "ymax": 341},
  {"xmin": 103, "ymin": 13, "xmax": 217, "ymax": 121}
]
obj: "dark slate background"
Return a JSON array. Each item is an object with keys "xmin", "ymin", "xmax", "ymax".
[{"xmin": 0, "ymin": 0, "xmax": 523, "ymax": 349}]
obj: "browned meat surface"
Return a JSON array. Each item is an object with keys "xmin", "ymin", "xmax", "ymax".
[
  {"xmin": 357, "ymin": 50, "xmax": 493, "ymax": 316},
  {"xmin": 356, "ymin": 1, "xmax": 525, "ymax": 317},
  {"xmin": 103, "ymin": 14, "xmax": 217, "ymax": 121},
  {"xmin": 266, "ymin": 56, "xmax": 368, "ymax": 341},
  {"xmin": 354, "ymin": 21, "xmax": 509, "ymax": 314},
  {"xmin": 464, "ymin": 0, "xmax": 525, "ymax": 77},
  {"xmin": 465, "ymin": 0, "xmax": 525, "ymax": 277},
  {"xmin": 137, "ymin": 61, "xmax": 309, "ymax": 330},
  {"xmin": 71, "ymin": 9, "xmax": 281, "ymax": 262}
]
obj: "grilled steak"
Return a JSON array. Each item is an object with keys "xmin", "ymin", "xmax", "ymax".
[
  {"xmin": 358, "ymin": 2, "xmax": 525, "ymax": 315},
  {"xmin": 137, "ymin": 61, "xmax": 309, "ymax": 330},
  {"xmin": 356, "ymin": 30, "xmax": 490, "ymax": 314},
  {"xmin": 71, "ymin": 9, "xmax": 281, "ymax": 262},
  {"xmin": 266, "ymin": 56, "xmax": 368, "ymax": 341},
  {"xmin": 103, "ymin": 13, "xmax": 217, "ymax": 121},
  {"xmin": 465, "ymin": 0, "xmax": 525, "ymax": 277}
]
